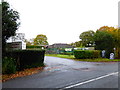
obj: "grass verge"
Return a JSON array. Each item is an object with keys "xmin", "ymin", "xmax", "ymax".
[
  {"xmin": 46, "ymin": 54, "xmax": 75, "ymax": 59},
  {"xmin": 45, "ymin": 54, "xmax": 120, "ymax": 62}
]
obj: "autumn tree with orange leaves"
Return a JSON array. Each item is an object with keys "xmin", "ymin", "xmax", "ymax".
[{"xmin": 96, "ymin": 26, "xmax": 120, "ymax": 58}]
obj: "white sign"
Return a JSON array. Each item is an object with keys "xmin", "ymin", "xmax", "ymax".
[{"xmin": 6, "ymin": 41, "xmax": 26, "ymax": 50}]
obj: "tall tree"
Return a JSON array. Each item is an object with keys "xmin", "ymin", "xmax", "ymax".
[
  {"xmin": 94, "ymin": 31, "xmax": 114, "ymax": 58},
  {"xmin": 34, "ymin": 34, "xmax": 48, "ymax": 45},
  {"xmin": 97, "ymin": 26, "xmax": 120, "ymax": 58},
  {"xmin": 70, "ymin": 41, "xmax": 82, "ymax": 47},
  {"xmin": 79, "ymin": 30, "xmax": 95, "ymax": 47},
  {"xmin": 11, "ymin": 33, "xmax": 25, "ymax": 42},
  {"xmin": 2, "ymin": 1, "xmax": 20, "ymax": 55},
  {"xmin": 97, "ymin": 26, "xmax": 115, "ymax": 31},
  {"xmin": 25, "ymin": 38, "xmax": 34, "ymax": 46}
]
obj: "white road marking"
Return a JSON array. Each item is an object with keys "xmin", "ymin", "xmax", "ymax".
[{"xmin": 60, "ymin": 72, "xmax": 118, "ymax": 90}]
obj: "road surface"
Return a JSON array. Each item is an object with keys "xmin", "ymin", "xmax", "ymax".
[{"xmin": 2, "ymin": 56, "xmax": 118, "ymax": 89}]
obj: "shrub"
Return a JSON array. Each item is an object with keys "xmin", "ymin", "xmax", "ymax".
[
  {"xmin": 2, "ymin": 57, "xmax": 17, "ymax": 74},
  {"xmin": 5, "ymin": 50, "xmax": 45, "ymax": 70},
  {"xmin": 74, "ymin": 50, "xmax": 85, "ymax": 59},
  {"xmin": 61, "ymin": 51, "xmax": 73, "ymax": 55},
  {"xmin": 74, "ymin": 50, "xmax": 100, "ymax": 59},
  {"xmin": 18, "ymin": 50, "xmax": 45, "ymax": 70},
  {"xmin": 26, "ymin": 45, "xmax": 43, "ymax": 49},
  {"xmin": 93, "ymin": 50, "xmax": 101, "ymax": 58},
  {"xmin": 105, "ymin": 49, "xmax": 114, "ymax": 58}
]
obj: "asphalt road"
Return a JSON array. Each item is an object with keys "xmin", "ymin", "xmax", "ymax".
[{"xmin": 2, "ymin": 56, "xmax": 119, "ymax": 89}]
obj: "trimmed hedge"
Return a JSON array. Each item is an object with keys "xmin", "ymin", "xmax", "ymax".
[
  {"xmin": 74, "ymin": 50, "xmax": 100, "ymax": 59},
  {"xmin": 5, "ymin": 50, "xmax": 45, "ymax": 70},
  {"xmin": 26, "ymin": 45, "xmax": 43, "ymax": 49},
  {"xmin": 61, "ymin": 52, "xmax": 73, "ymax": 55},
  {"xmin": 2, "ymin": 57, "xmax": 17, "ymax": 74}
]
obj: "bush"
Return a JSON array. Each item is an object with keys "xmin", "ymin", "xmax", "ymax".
[
  {"xmin": 64, "ymin": 52, "xmax": 73, "ymax": 55},
  {"xmin": 2, "ymin": 57, "xmax": 17, "ymax": 74},
  {"xmin": 26, "ymin": 45, "xmax": 43, "ymax": 49},
  {"xmin": 93, "ymin": 50, "xmax": 101, "ymax": 58},
  {"xmin": 5, "ymin": 50, "xmax": 45, "ymax": 70},
  {"xmin": 74, "ymin": 50, "xmax": 100, "ymax": 59},
  {"xmin": 105, "ymin": 49, "xmax": 114, "ymax": 58},
  {"xmin": 60, "ymin": 51, "xmax": 73, "ymax": 55}
]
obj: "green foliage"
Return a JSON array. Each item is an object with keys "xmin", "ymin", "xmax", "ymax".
[
  {"xmin": 79, "ymin": 26, "xmax": 120, "ymax": 58},
  {"xmin": 61, "ymin": 51, "xmax": 73, "ymax": 55},
  {"xmin": 93, "ymin": 50, "xmax": 101, "ymax": 58},
  {"xmin": 94, "ymin": 31, "xmax": 114, "ymax": 49},
  {"xmin": 94, "ymin": 31, "xmax": 114, "ymax": 58},
  {"xmin": 2, "ymin": 1, "xmax": 20, "ymax": 56},
  {"xmin": 34, "ymin": 34, "xmax": 48, "ymax": 45},
  {"xmin": 2, "ymin": 57, "xmax": 17, "ymax": 74},
  {"xmin": 45, "ymin": 54, "xmax": 120, "ymax": 62},
  {"xmin": 79, "ymin": 30, "xmax": 95, "ymax": 47},
  {"xmin": 25, "ymin": 38, "xmax": 34, "ymax": 46},
  {"xmin": 46, "ymin": 54, "xmax": 74, "ymax": 59},
  {"xmin": 70, "ymin": 41, "xmax": 83, "ymax": 47},
  {"xmin": 95, "ymin": 26, "xmax": 120, "ymax": 58},
  {"xmin": 26, "ymin": 45, "xmax": 43, "ymax": 49},
  {"xmin": 6, "ymin": 50, "xmax": 45, "ymax": 70},
  {"xmin": 74, "ymin": 50, "xmax": 100, "ymax": 59}
]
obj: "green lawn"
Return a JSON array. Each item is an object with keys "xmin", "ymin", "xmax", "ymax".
[
  {"xmin": 45, "ymin": 54, "xmax": 120, "ymax": 62},
  {"xmin": 45, "ymin": 54, "xmax": 75, "ymax": 59}
]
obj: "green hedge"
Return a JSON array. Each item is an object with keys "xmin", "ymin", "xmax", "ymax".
[
  {"xmin": 74, "ymin": 50, "xmax": 100, "ymax": 59},
  {"xmin": 60, "ymin": 51, "xmax": 73, "ymax": 55},
  {"xmin": 2, "ymin": 57, "xmax": 17, "ymax": 74},
  {"xmin": 26, "ymin": 45, "xmax": 43, "ymax": 49},
  {"xmin": 5, "ymin": 50, "xmax": 45, "ymax": 70},
  {"xmin": 93, "ymin": 50, "xmax": 101, "ymax": 58}
]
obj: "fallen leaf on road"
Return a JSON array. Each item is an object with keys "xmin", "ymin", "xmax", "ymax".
[{"xmin": 1, "ymin": 66, "xmax": 45, "ymax": 82}]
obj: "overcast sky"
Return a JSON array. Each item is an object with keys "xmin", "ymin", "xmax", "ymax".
[{"xmin": 5, "ymin": 0, "xmax": 119, "ymax": 45}]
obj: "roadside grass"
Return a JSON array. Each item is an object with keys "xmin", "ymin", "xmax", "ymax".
[
  {"xmin": 45, "ymin": 54, "xmax": 75, "ymax": 59},
  {"xmin": 74, "ymin": 58, "xmax": 120, "ymax": 62},
  {"xmin": 45, "ymin": 54, "xmax": 120, "ymax": 62}
]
